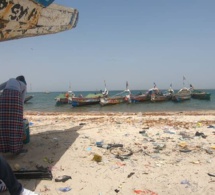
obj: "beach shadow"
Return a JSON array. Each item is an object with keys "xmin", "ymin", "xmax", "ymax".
[{"xmin": 1, "ymin": 125, "xmax": 82, "ymax": 192}]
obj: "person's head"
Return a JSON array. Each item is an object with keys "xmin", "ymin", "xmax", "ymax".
[{"xmin": 16, "ymin": 75, "xmax": 27, "ymax": 85}]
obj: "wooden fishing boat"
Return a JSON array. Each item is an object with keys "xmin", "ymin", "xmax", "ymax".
[
  {"xmin": 130, "ymin": 83, "xmax": 158, "ymax": 103},
  {"xmin": 55, "ymin": 91, "xmax": 75, "ymax": 105},
  {"xmin": 189, "ymin": 84, "xmax": 211, "ymax": 100},
  {"xmin": 151, "ymin": 93, "xmax": 172, "ymax": 102},
  {"xmin": 99, "ymin": 81, "xmax": 131, "ymax": 106},
  {"xmin": 69, "ymin": 82, "xmax": 109, "ymax": 107},
  {"xmin": 0, "ymin": 0, "xmax": 79, "ymax": 42},
  {"xmin": 32, "ymin": 0, "xmax": 55, "ymax": 7},
  {"xmin": 172, "ymin": 88, "xmax": 191, "ymax": 102},
  {"xmin": 70, "ymin": 93, "xmax": 107, "ymax": 107},
  {"xmin": 130, "ymin": 93, "xmax": 150, "ymax": 103},
  {"xmin": 151, "ymin": 86, "xmax": 174, "ymax": 102},
  {"xmin": 191, "ymin": 90, "xmax": 211, "ymax": 100},
  {"xmin": 100, "ymin": 90, "xmax": 131, "ymax": 106},
  {"xmin": 24, "ymin": 95, "xmax": 34, "ymax": 103},
  {"xmin": 100, "ymin": 96, "xmax": 128, "ymax": 106}
]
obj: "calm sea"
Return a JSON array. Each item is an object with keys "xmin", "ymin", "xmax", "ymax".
[{"xmin": 24, "ymin": 89, "xmax": 215, "ymax": 113}]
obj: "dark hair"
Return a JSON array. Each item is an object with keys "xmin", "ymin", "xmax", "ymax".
[{"xmin": 16, "ymin": 75, "xmax": 27, "ymax": 85}]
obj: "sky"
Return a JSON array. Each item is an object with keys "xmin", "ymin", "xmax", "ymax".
[{"xmin": 1, "ymin": 0, "xmax": 215, "ymax": 92}]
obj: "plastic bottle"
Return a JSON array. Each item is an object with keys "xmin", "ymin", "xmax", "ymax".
[{"xmin": 58, "ymin": 187, "xmax": 72, "ymax": 192}]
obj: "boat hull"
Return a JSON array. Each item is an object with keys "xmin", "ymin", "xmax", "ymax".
[
  {"xmin": 70, "ymin": 97, "xmax": 100, "ymax": 107},
  {"xmin": 172, "ymin": 88, "xmax": 191, "ymax": 102},
  {"xmin": 100, "ymin": 96, "xmax": 127, "ymax": 106},
  {"xmin": 151, "ymin": 94, "xmax": 172, "ymax": 102},
  {"xmin": 0, "ymin": 0, "xmax": 79, "ymax": 41},
  {"xmin": 55, "ymin": 93, "xmax": 73, "ymax": 105},
  {"xmin": 32, "ymin": 0, "xmax": 55, "ymax": 7},
  {"xmin": 130, "ymin": 94, "xmax": 150, "ymax": 103},
  {"xmin": 55, "ymin": 98, "xmax": 69, "ymax": 105},
  {"xmin": 24, "ymin": 95, "xmax": 34, "ymax": 103},
  {"xmin": 172, "ymin": 94, "xmax": 191, "ymax": 102},
  {"xmin": 191, "ymin": 91, "xmax": 211, "ymax": 100},
  {"xmin": 191, "ymin": 94, "xmax": 211, "ymax": 100}
]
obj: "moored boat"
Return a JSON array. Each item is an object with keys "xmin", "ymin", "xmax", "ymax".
[
  {"xmin": 69, "ymin": 81, "xmax": 109, "ymax": 107},
  {"xmin": 151, "ymin": 93, "xmax": 172, "ymax": 102},
  {"xmin": 191, "ymin": 90, "xmax": 211, "ymax": 100},
  {"xmin": 100, "ymin": 96, "xmax": 128, "ymax": 106},
  {"xmin": 172, "ymin": 88, "xmax": 191, "ymax": 102},
  {"xmin": 70, "ymin": 93, "xmax": 107, "ymax": 107},
  {"xmin": 130, "ymin": 93, "xmax": 150, "ymax": 103},
  {"xmin": 24, "ymin": 95, "xmax": 34, "ymax": 103},
  {"xmin": 55, "ymin": 91, "xmax": 75, "ymax": 105},
  {"xmin": 151, "ymin": 85, "xmax": 174, "ymax": 102},
  {"xmin": 100, "ymin": 82, "xmax": 131, "ymax": 106},
  {"xmin": 130, "ymin": 83, "xmax": 161, "ymax": 103}
]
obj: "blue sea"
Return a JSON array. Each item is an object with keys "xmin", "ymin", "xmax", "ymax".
[{"xmin": 24, "ymin": 89, "xmax": 215, "ymax": 113}]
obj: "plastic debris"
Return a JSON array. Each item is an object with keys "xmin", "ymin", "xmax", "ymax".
[
  {"xmin": 180, "ymin": 149, "xmax": 192, "ymax": 153},
  {"xmin": 127, "ymin": 172, "xmax": 135, "ymax": 178},
  {"xmin": 205, "ymin": 149, "xmax": 213, "ymax": 154},
  {"xmin": 163, "ymin": 129, "xmax": 176, "ymax": 134},
  {"xmin": 96, "ymin": 141, "xmax": 103, "ymax": 147},
  {"xmin": 92, "ymin": 154, "xmax": 102, "ymax": 162},
  {"xmin": 96, "ymin": 142, "xmax": 123, "ymax": 149},
  {"xmin": 115, "ymin": 189, "xmax": 120, "ymax": 193},
  {"xmin": 79, "ymin": 123, "xmax": 86, "ymax": 126},
  {"xmin": 208, "ymin": 125, "xmax": 215, "ymax": 128},
  {"xmin": 208, "ymin": 173, "xmax": 215, "ymax": 177},
  {"xmin": 134, "ymin": 189, "xmax": 158, "ymax": 195},
  {"xmin": 178, "ymin": 142, "xmax": 187, "ymax": 148},
  {"xmin": 139, "ymin": 130, "xmax": 146, "ymax": 134},
  {"xmin": 14, "ymin": 163, "xmax": 21, "ymax": 171},
  {"xmin": 58, "ymin": 187, "xmax": 72, "ymax": 192},
  {"xmin": 180, "ymin": 179, "xmax": 190, "ymax": 185},
  {"xmin": 55, "ymin": 175, "xmax": 72, "ymax": 182},
  {"xmin": 86, "ymin": 147, "xmax": 92, "ymax": 151},
  {"xmin": 195, "ymin": 131, "xmax": 207, "ymax": 138},
  {"xmin": 197, "ymin": 122, "xmax": 202, "ymax": 127}
]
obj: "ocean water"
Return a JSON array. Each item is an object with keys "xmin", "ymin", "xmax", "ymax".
[{"xmin": 24, "ymin": 89, "xmax": 215, "ymax": 113}]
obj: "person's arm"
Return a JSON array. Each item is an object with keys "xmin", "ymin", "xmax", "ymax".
[{"xmin": 0, "ymin": 82, "xmax": 7, "ymax": 91}]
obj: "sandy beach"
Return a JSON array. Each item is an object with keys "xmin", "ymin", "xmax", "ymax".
[{"xmin": 1, "ymin": 110, "xmax": 215, "ymax": 195}]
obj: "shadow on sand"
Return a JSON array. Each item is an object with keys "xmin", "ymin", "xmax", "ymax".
[{"xmin": 1, "ymin": 124, "xmax": 83, "ymax": 192}]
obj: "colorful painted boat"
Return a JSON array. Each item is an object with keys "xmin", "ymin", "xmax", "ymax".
[
  {"xmin": 55, "ymin": 91, "xmax": 75, "ymax": 105},
  {"xmin": 32, "ymin": 0, "xmax": 55, "ymax": 7},
  {"xmin": 172, "ymin": 88, "xmax": 191, "ymax": 102},
  {"xmin": 0, "ymin": 0, "xmax": 79, "ymax": 42},
  {"xmin": 70, "ymin": 97, "xmax": 100, "ymax": 107},
  {"xmin": 130, "ymin": 93, "xmax": 150, "ymax": 103},
  {"xmin": 69, "ymin": 81, "xmax": 109, "ymax": 107},
  {"xmin": 70, "ymin": 93, "xmax": 106, "ymax": 107},
  {"xmin": 100, "ymin": 87, "xmax": 131, "ymax": 106},
  {"xmin": 191, "ymin": 90, "xmax": 211, "ymax": 100},
  {"xmin": 151, "ymin": 86, "xmax": 174, "ymax": 102},
  {"xmin": 100, "ymin": 96, "xmax": 129, "ymax": 106},
  {"xmin": 151, "ymin": 93, "xmax": 172, "ymax": 102},
  {"xmin": 130, "ymin": 84, "xmax": 172, "ymax": 103}
]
